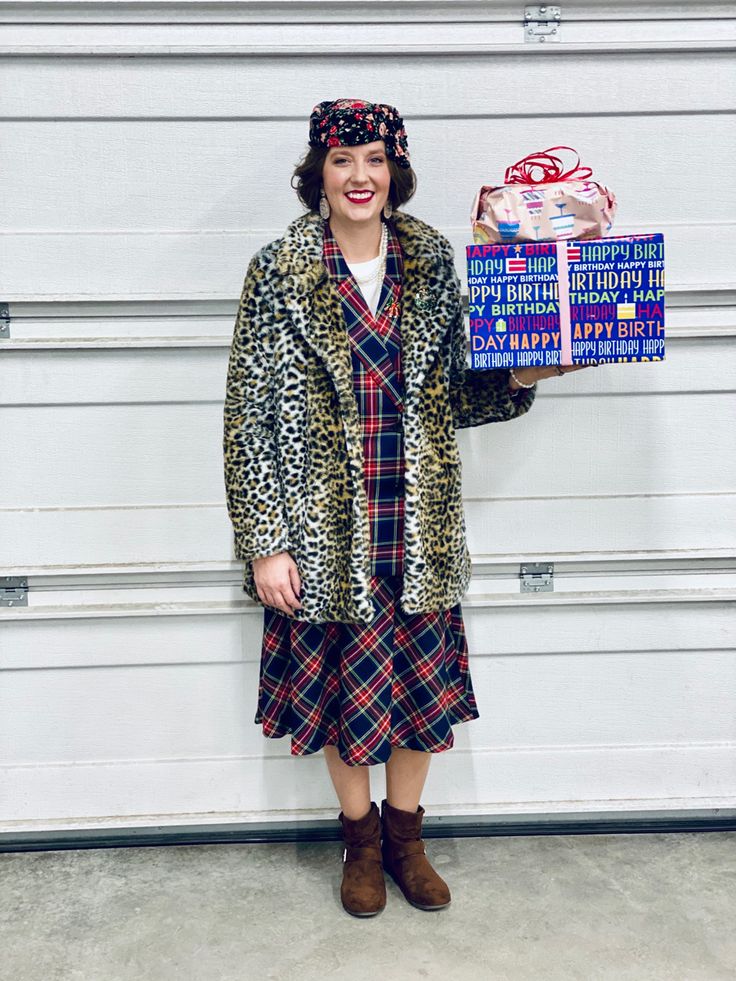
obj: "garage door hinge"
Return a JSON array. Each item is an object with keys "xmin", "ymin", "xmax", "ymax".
[
  {"xmin": 520, "ymin": 563, "xmax": 554, "ymax": 592},
  {"xmin": 524, "ymin": 5, "xmax": 561, "ymax": 42},
  {"xmin": 0, "ymin": 304, "xmax": 9, "ymax": 339},
  {"xmin": 1, "ymin": 577, "xmax": 28, "ymax": 607}
]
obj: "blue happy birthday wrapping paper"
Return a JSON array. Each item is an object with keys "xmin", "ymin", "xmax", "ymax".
[{"xmin": 466, "ymin": 233, "xmax": 665, "ymax": 369}]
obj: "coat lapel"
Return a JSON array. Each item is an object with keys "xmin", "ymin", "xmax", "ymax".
[{"xmin": 275, "ymin": 210, "xmax": 450, "ymax": 416}]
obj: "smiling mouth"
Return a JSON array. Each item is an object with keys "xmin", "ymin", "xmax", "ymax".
[{"xmin": 345, "ymin": 191, "xmax": 375, "ymax": 202}]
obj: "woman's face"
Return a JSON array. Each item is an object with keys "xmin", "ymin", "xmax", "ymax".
[{"xmin": 321, "ymin": 141, "xmax": 392, "ymax": 227}]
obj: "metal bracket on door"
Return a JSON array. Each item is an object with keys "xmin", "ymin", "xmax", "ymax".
[
  {"xmin": 520, "ymin": 563, "xmax": 554, "ymax": 593},
  {"xmin": 0, "ymin": 304, "xmax": 9, "ymax": 338},
  {"xmin": 524, "ymin": 5, "xmax": 561, "ymax": 42},
  {"xmin": 1, "ymin": 577, "xmax": 28, "ymax": 607}
]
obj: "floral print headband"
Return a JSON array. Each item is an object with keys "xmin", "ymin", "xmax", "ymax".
[{"xmin": 308, "ymin": 98, "xmax": 412, "ymax": 169}]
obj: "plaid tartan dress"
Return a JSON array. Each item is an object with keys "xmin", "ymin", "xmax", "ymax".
[{"xmin": 253, "ymin": 216, "xmax": 480, "ymax": 766}]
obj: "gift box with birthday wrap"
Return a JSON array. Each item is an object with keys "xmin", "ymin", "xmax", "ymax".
[
  {"xmin": 471, "ymin": 146, "xmax": 618, "ymax": 244},
  {"xmin": 466, "ymin": 233, "xmax": 666, "ymax": 368}
]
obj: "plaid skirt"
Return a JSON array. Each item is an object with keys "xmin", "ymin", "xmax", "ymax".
[{"xmin": 254, "ymin": 575, "xmax": 480, "ymax": 767}]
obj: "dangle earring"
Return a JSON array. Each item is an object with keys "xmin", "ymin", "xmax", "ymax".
[
  {"xmin": 383, "ymin": 198, "xmax": 393, "ymax": 219},
  {"xmin": 319, "ymin": 187, "xmax": 331, "ymax": 220}
]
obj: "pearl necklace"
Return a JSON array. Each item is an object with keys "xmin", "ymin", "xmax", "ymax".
[{"xmin": 349, "ymin": 222, "xmax": 389, "ymax": 288}]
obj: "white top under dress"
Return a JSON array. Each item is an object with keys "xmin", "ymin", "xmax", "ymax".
[{"xmin": 345, "ymin": 255, "xmax": 383, "ymax": 317}]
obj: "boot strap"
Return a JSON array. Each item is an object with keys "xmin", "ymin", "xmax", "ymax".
[
  {"xmin": 390, "ymin": 840, "xmax": 427, "ymax": 862},
  {"xmin": 343, "ymin": 844, "xmax": 383, "ymax": 864}
]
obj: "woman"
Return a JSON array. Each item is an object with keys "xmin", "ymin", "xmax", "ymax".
[{"xmin": 223, "ymin": 98, "xmax": 595, "ymax": 917}]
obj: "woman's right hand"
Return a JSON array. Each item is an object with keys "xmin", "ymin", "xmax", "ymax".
[{"xmin": 252, "ymin": 551, "xmax": 303, "ymax": 616}]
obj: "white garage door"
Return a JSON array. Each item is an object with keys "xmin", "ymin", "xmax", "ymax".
[{"xmin": 1, "ymin": 0, "xmax": 734, "ymax": 832}]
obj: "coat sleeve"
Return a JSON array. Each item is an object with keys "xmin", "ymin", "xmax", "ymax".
[
  {"xmin": 223, "ymin": 253, "xmax": 292, "ymax": 562},
  {"xmin": 444, "ymin": 251, "xmax": 538, "ymax": 429}
]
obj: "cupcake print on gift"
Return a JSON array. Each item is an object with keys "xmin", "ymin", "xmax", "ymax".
[
  {"xmin": 499, "ymin": 206, "xmax": 521, "ymax": 242},
  {"xmin": 570, "ymin": 181, "xmax": 601, "ymax": 204},
  {"xmin": 549, "ymin": 200, "xmax": 577, "ymax": 239},
  {"xmin": 520, "ymin": 188, "xmax": 546, "ymax": 240}
]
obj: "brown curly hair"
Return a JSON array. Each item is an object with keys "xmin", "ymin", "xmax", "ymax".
[{"xmin": 291, "ymin": 144, "xmax": 417, "ymax": 214}]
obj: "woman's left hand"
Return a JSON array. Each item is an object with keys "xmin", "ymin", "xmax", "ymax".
[{"xmin": 510, "ymin": 362, "xmax": 600, "ymax": 388}]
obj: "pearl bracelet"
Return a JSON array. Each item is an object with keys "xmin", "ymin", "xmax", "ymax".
[{"xmin": 509, "ymin": 365, "xmax": 566, "ymax": 390}]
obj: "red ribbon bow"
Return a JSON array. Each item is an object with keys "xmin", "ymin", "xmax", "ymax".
[{"xmin": 504, "ymin": 145, "xmax": 593, "ymax": 185}]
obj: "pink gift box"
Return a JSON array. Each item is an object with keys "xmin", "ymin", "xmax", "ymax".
[{"xmin": 470, "ymin": 146, "xmax": 618, "ymax": 245}]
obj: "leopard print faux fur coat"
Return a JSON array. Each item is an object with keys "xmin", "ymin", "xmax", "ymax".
[{"xmin": 223, "ymin": 209, "xmax": 537, "ymax": 625}]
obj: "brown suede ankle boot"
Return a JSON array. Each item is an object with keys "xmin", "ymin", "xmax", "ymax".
[
  {"xmin": 380, "ymin": 798, "xmax": 451, "ymax": 911},
  {"xmin": 338, "ymin": 800, "xmax": 386, "ymax": 917}
]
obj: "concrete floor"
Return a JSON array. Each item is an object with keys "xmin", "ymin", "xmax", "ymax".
[{"xmin": 1, "ymin": 831, "xmax": 734, "ymax": 981}]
